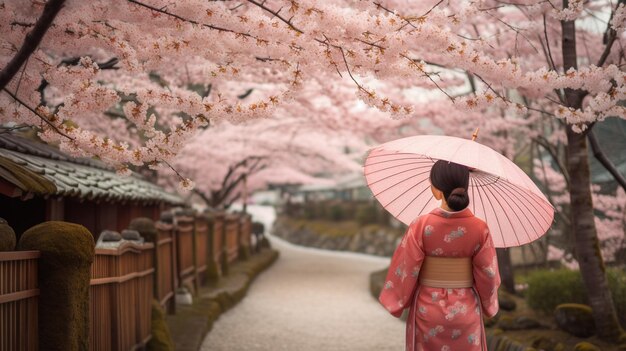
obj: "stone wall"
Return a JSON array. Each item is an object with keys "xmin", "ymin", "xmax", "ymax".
[{"xmin": 272, "ymin": 217, "xmax": 403, "ymax": 257}]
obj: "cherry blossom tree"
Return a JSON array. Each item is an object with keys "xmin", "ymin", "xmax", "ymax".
[
  {"xmin": 160, "ymin": 116, "xmax": 366, "ymax": 208},
  {"xmin": 1, "ymin": 0, "xmax": 625, "ymax": 339}
]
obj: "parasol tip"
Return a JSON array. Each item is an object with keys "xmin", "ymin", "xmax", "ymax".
[{"xmin": 471, "ymin": 128, "xmax": 479, "ymax": 141}]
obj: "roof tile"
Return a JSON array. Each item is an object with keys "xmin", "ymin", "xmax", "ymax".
[{"xmin": 0, "ymin": 135, "xmax": 183, "ymax": 205}]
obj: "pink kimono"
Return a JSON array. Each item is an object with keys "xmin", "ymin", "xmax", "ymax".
[{"xmin": 379, "ymin": 207, "xmax": 500, "ymax": 351}]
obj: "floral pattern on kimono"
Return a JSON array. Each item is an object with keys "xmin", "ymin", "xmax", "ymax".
[{"xmin": 379, "ymin": 207, "xmax": 501, "ymax": 351}]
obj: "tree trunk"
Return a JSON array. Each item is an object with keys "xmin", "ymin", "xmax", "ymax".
[
  {"xmin": 561, "ymin": 4, "xmax": 623, "ymax": 339},
  {"xmin": 496, "ymin": 248, "xmax": 516, "ymax": 294},
  {"xmin": 565, "ymin": 128, "xmax": 623, "ymax": 340}
]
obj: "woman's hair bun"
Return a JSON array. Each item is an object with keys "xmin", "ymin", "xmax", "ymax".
[
  {"xmin": 450, "ymin": 187, "xmax": 466, "ymax": 196},
  {"xmin": 447, "ymin": 187, "xmax": 469, "ymax": 211}
]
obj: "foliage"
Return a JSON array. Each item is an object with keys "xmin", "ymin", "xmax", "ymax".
[
  {"xmin": 526, "ymin": 268, "xmax": 626, "ymax": 324},
  {"xmin": 147, "ymin": 300, "xmax": 175, "ymax": 351},
  {"xmin": 328, "ymin": 204, "xmax": 345, "ymax": 221},
  {"xmin": 355, "ymin": 203, "xmax": 378, "ymax": 226},
  {"xmin": 282, "ymin": 217, "xmax": 362, "ymax": 237},
  {"xmin": 292, "ymin": 201, "xmax": 392, "ymax": 227}
]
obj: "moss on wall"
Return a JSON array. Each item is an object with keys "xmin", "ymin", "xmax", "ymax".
[
  {"xmin": 238, "ymin": 245, "xmax": 251, "ymax": 261},
  {"xmin": 16, "ymin": 221, "xmax": 95, "ymax": 351},
  {"xmin": 205, "ymin": 261, "xmax": 221, "ymax": 283},
  {"xmin": 147, "ymin": 300, "xmax": 175, "ymax": 351},
  {"xmin": 129, "ymin": 217, "xmax": 158, "ymax": 243},
  {"xmin": 0, "ymin": 220, "xmax": 16, "ymax": 251},
  {"xmin": 574, "ymin": 342, "xmax": 601, "ymax": 351}
]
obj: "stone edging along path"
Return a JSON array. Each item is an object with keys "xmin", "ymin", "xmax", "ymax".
[{"xmin": 165, "ymin": 248, "xmax": 280, "ymax": 351}]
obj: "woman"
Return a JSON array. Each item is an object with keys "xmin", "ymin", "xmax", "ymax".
[{"xmin": 379, "ymin": 160, "xmax": 500, "ymax": 351}]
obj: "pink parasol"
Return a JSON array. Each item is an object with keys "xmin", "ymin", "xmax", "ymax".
[{"xmin": 364, "ymin": 131, "xmax": 554, "ymax": 248}]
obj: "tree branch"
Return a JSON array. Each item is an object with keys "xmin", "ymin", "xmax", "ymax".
[
  {"xmin": 597, "ymin": 0, "xmax": 625, "ymax": 67},
  {"xmin": 0, "ymin": 0, "xmax": 66, "ymax": 91},
  {"xmin": 192, "ymin": 188, "xmax": 213, "ymax": 208},
  {"xmin": 587, "ymin": 128, "xmax": 626, "ymax": 192},
  {"xmin": 127, "ymin": 0, "xmax": 257, "ymax": 39},
  {"xmin": 533, "ymin": 135, "xmax": 570, "ymax": 187},
  {"xmin": 2, "ymin": 88, "xmax": 73, "ymax": 140},
  {"xmin": 246, "ymin": 0, "xmax": 304, "ymax": 34},
  {"xmin": 212, "ymin": 156, "xmax": 267, "ymax": 207}
]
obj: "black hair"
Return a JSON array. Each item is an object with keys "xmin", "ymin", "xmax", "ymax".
[{"xmin": 429, "ymin": 160, "xmax": 470, "ymax": 211}]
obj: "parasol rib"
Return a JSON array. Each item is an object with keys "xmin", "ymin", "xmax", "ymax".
[
  {"xmin": 489, "ymin": 173, "xmax": 553, "ymax": 228},
  {"xmin": 381, "ymin": 173, "xmax": 432, "ymax": 208},
  {"xmin": 472, "ymin": 175, "xmax": 519, "ymax": 245},
  {"xmin": 488, "ymin": 176, "xmax": 545, "ymax": 243},
  {"xmin": 365, "ymin": 160, "xmax": 435, "ymax": 176},
  {"xmin": 396, "ymin": 182, "xmax": 434, "ymax": 218},
  {"xmin": 371, "ymin": 169, "xmax": 431, "ymax": 195},
  {"xmin": 478, "ymin": 174, "xmax": 522, "ymax": 246}
]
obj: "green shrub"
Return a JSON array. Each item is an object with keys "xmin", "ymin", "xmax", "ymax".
[
  {"xmin": 328, "ymin": 204, "xmax": 345, "ymax": 221},
  {"xmin": 526, "ymin": 269, "xmax": 586, "ymax": 313},
  {"xmin": 355, "ymin": 204, "xmax": 377, "ymax": 225},
  {"xmin": 303, "ymin": 203, "xmax": 318, "ymax": 220},
  {"xmin": 526, "ymin": 268, "xmax": 626, "ymax": 324}
]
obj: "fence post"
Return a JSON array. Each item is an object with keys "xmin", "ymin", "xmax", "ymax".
[
  {"xmin": 220, "ymin": 213, "xmax": 230, "ymax": 276},
  {"xmin": 174, "ymin": 214, "xmax": 197, "ymax": 294},
  {"xmin": 154, "ymin": 221, "xmax": 177, "ymax": 314},
  {"xmin": 204, "ymin": 212, "xmax": 221, "ymax": 283},
  {"xmin": 193, "ymin": 214, "xmax": 209, "ymax": 287},
  {"xmin": 17, "ymin": 221, "xmax": 95, "ymax": 351},
  {"xmin": 129, "ymin": 217, "xmax": 158, "ymax": 298},
  {"xmin": 238, "ymin": 214, "xmax": 251, "ymax": 260}
]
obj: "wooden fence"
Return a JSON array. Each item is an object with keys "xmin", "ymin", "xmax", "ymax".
[
  {"xmin": 225, "ymin": 214, "xmax": 240, "ymax": 263},
  {"xmin": 209, "ymin": 213, "xmax": 224, "ymax": 278},
  {"xmin": 155, "ymin": 222, "xmax": 177, "ymax": 313},
  {"xmin": 175, "ymin": 216, "xmax": 197, "ymax": 293},
  {"xmin": 239, "ymin": 215, "xmax": 252, "ymax": 259},
  {"xmin": 90, "ymin": 243, "xmax": 154, "ymax": 351},
  {"xmin": 194, "ymin": 216, "xmax": 209, "ymax": 286},
  {"xmin": 0, "ymin": 211, "xmax": 255, "ymax": 350},
  {"xmin": 0, "ymin": 251, "xmax": 39, "ymax": 351}
]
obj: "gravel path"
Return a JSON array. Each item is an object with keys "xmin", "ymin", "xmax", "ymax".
[{"xmin": 200, "ymin": 205, "xmax": 405, "ymax": 351}]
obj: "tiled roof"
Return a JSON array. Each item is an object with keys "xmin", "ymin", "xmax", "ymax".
[{"xmin": 0, "ymin": 134, "xmax": 183, "ymax": 205}]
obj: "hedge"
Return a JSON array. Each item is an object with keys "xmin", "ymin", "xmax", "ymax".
[{"xmin": 526, "ymin": 268, "xmax": 626, "ymax": 324}]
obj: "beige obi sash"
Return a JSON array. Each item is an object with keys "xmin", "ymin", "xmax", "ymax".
[{"xmin": 419, "ymin": 256, "xmax": 473, "ymax": 288}]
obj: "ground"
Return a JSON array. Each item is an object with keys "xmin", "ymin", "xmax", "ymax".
[{"xmin": 200, "ymin": 205, "xmax": 405, "ymax": 351}]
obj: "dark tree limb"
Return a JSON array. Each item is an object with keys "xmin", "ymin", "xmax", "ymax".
[
  {"xmin": 223, "ymin": 192, "xmax": 241, "ymax": 210},
  {"xmin": 200, "ymin": 156, "xmax": 267, "ymax": 209},
  {"xmin": 597, "ymin": 0, "xmax": 625, "ymax": 67},
  {"xmin": 2, "ymin": 88, "xmax": 73, "ymax": 140},
  {"xmin": 587, "ymin": 128, "xmax": 626, "ymax": 192},
  {"xmin": 0, "ymin": 0, "xmax": 66, "ymax": 91},
  {"xmin": 533, "ymin": 135, "xmax": 570, "ymax": 188},
  {"xmin": 192, "ymin": 188, "xmax": 213, "ymax": 208},
  {"xmin": 213, "ymin": 157, "xmax": 266, "ymax": 206},
  {"xmin": 60, "ymin": 57, "xmax": 119, "ymax": 70},
  {"xmin": 38, "ymin": 57, "xmax": 119, "ymax": 105}
]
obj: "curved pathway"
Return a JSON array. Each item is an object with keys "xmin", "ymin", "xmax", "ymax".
[{"xmin": 200, "ymin": 205, "xmax": 405, "ymax": 351}]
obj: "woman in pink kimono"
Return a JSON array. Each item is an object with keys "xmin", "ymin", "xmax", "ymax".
[{"xmin": 379, "ymin": 160, "xmax": 500, "ymax": 351}]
